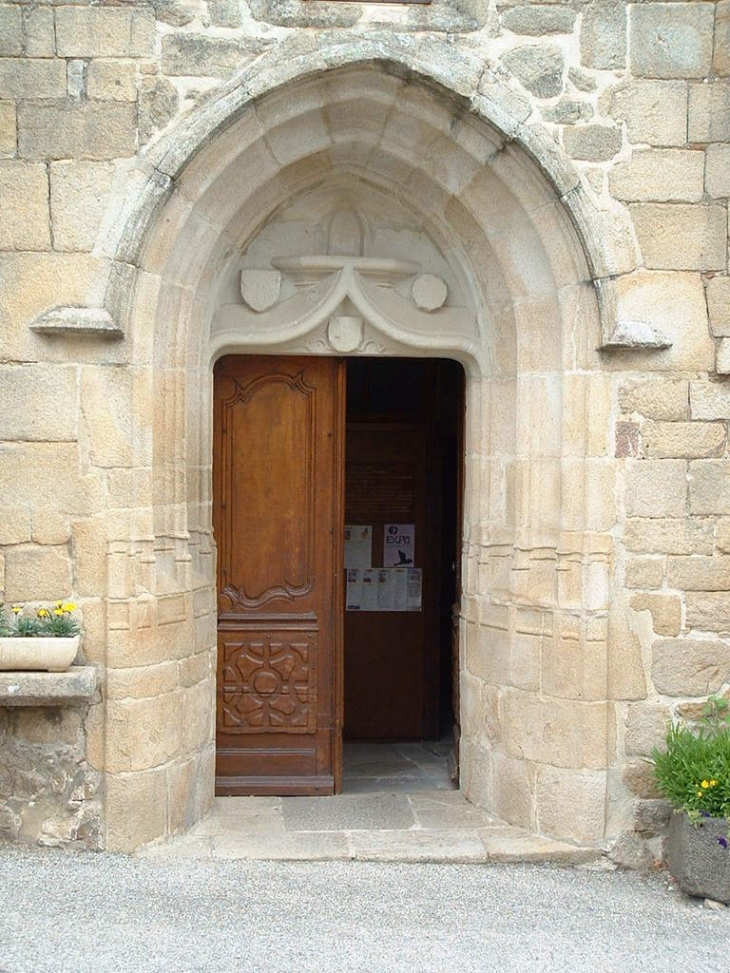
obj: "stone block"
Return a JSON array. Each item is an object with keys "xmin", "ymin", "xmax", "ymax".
[
  {"xmin": 685, "ymin": 594, "xmax": 730, "ymax": 633},
  {"xmin": 501, "ymin": 44, "xmax": 564, "ymax": 99},
  {"xmin": 689, "ymin": 83, "xmax": 730, "ymax": 143},
  {"xmin": 542, "ymin": 99, "xmax": 593, "ymax": 125},
  {"xmin": 624, "ymin": 518, "xmax": 713, "ymax": 555},
  {"xmin": 630, "ymin": 3, "xmax": 714, "ymax": 79},
  {"xmin": 0, "ymin": 506, "xmax": 31, "ymax": 546},
  {"xmin": 608, "ymin": 80, "xmax": 687, "ymax": 146},
  {"xmin": 50, "ymin": 162, "xmax": 115, "ymax": 252},
  {"xmin": 623, "ymin": 759, "xmax": 661, "ymax": 799},
  {"xmin": 717, "ymin": 519, "xmax": 730, "ymax": 554},
  {"xmin": 139, "ymin": 76, "xmax": 179, "ymax": 146},
  {"xmin": 653, "ymin": 638, "xmax": 730, "ymax": 694},
  {"xmin": 161, "ymin": 34, "xmax": 268, "ymax": 77},
  {"xmin": 107, "ymin": 662, "xmax": 179, "ymax": 700},
  {"xmin": 667, "ymin": 556, "xmax": 730, "ymax": 591},
  {"xmin": 641, "ymin": 421, "xmax": 726, "ymax": 460},
  {"xmin": 79, "ymin": 367, "xmax": 134, "ymax": 468},
  {"xmin": 563, "ymin": 124, "xmax": 621, "ymax": 162},
  {"xmin": 106, "ymin": 768, "xmax": 168, "ymax": 852},
  {"xmin": 540, "ymin": 623, "xmax": 607, "ymax": 700},
  {"xmin": 633, "ymin": 799, "xmax": 671, "ymax": 836},
  {"xmin": 0, "ymin": 364, "xmax": 77, "ymax": 441},
  {"xmin": 106, "ymin": 692, "xmax": 183, "ymax": 773},
  {"xmin": 624, "ymin": 460, "xmax": 686, "ymax": 518},
  {"xmin": 613, "ymin": 271, "xmax": 714, "ymax": 372},
  {"xmin": 630, "ymin": 204, "xmax": 727, "ymax": 272},
  {"xmin": 625, "ymin": 557, "xmax": 664, "ymax": 590},
  {"xmin": 87, "ymin": 61, "xmax": 137, "ymax": 103},
  {"xmin": 0, "ymin": 442, "xmax": 101, "ymax": 518},
  {"xmin": 18, "ymin": 102, "xmax": 137, "ymax": 161},
  {"xmin": 502, "ymin": 6, "xmax": 575, "ymax": 35},
  {"xmin": 0, "ymin": 669, "xmax": 96, "ymax": 708},
  {"xmin": 705, "ymin": 144, "xmax": 730, "ymax": 199},
  {"xmin": 630, "ymin": 593, "xmax": 682, "ymax": 637},
  {"xmin": 489, "ymin": 751, "xmax": 535, "ymax": 831},
  {"xmin": 0, "ymin": 6, "xmax": 22, "ymax": 56},
  {"xmin": 209, "ymin": 0, "xmax": 243, "ymax": 26},
  {"xmin": 502, "ymin": 691, "xmax": 611, "ymax": 770},
  {"xmin": 3, "ymin": 546, "xmax": 72, "ymax": 602},
  {"xmin": 56, "ymin": 7, "xmax": 155, "ymax": 58},
  {"xmin": 23, "ymin": 7, "xmax": 55, "ymax": 58},
  {"xmin": 706, "ymin": 279, "xmax": 730, "ymax": 338},
  {"xmin": 690, "ymin": 460, "xmax": 730, "ymax": 515},
  {"xmin": 0, "ymin": 162, "xmax": 50, "ymax": 251},
  {"xmin": 625, "ymin": 703, "xmax": 671, "ymax": 758},
  {"xmin": 0, "ymin": 59, "xmax": 66, "ymax": 100},
  {"xmin": 535, "ymin": 766, "xmax": 606, "ymax": 843},
  {"xmin": 717, "ymin": 339, "xmax": 730, "ymax": 377},
  {"xmin": 609, "ymin": 150, "xmax": 705, "ymax": 203},
  {"xmin": 0, "ymin": 102, "xmax": 15, "ymax": 156},
  {"xmin": 691, "ymin": 382, "xmax": 730, "ymax": 420},
  {"xmin": 619, "ymin": 380, "xmax": 689, "ymax": 421},
  {"xmin": 715, "ymin": 1, "xmax": 730, "ymax": 76},
  {"xmin": 580, "ymin": 1, "xmax": 625, "ymax": 71}
]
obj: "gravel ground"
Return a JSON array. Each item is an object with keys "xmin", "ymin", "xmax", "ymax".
[{"xmin": 0, "ymin": 846, "xmax": 728, "ymax": 973}]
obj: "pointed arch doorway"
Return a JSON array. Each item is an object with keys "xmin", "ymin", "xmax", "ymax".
[{"xmin": 213, "ymin": 354, "xmax": 465, "ymax": 797}]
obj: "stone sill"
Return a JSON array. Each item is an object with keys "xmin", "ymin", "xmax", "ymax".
[{"xmin": 0, "ymin": 666, "xmax": 97, "ymax": 707}]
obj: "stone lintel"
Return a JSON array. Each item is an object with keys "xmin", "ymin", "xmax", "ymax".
[
  {"xmin": 0, "ymin": 665, "xmax": 97, "ymax": 706},
  {"xmin": 30, "ymin": 305, "xmax": 123, "ymax": 338}
]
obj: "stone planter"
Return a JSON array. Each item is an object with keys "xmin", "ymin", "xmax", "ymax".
[
  {"xmin": 0, "ymin": 635, "xmax": 80, "ymax": 673},
  {"xmin": 667, "ymin": 810, "xmax": 730, "ymax": 903}
]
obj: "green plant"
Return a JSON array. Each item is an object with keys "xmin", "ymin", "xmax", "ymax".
[
  {"xmin": 653, "ymin": 697, "xmax": 730, "ymax": 846},
  {"xmin": 0, "ymin": 601, "xmax": 80, "ymax": 638}
]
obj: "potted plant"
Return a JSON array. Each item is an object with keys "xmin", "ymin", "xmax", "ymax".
[
  {"xmin": 652, "ymin": 696, "xmax": 730, "ymax": 903},
  {"xmin": 0, "ymin": 600, "xmax": 81, "ymax": 672}
]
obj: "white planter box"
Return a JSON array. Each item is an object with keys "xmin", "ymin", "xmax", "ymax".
[{"xmin": 0, "ymin": 635, "xmax": 80, "ymax": 673}]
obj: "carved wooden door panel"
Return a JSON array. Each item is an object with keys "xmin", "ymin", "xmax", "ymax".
[{"xmin": 213, "ymin": 356, "xmax": 345, "ymax": 795}]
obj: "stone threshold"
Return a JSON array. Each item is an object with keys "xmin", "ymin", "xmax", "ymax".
[
  {"xmin": 139, "ymin": 793, "xmax": 604, "ymax": 866},
  {"xmin": 0, "ymin": 666, "xmax": 97, "ymax": 706}
]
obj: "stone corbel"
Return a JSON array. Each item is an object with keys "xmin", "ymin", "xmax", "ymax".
[
  {"xmin": 594, "ymin": 277, "xmax": 671, "ymax": 351},
  {"xmin": 30, "ymin": 306, "xmax": 123, "ymax": 339}
]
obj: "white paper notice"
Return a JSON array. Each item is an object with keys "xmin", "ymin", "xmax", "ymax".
[
  {"xmin": 407, "ymin": 568, "xmax": 422, "ymax": 611},
  {"xmin": 361, "ymin": 569, "xmax": 378, "ymax": 611},
  {"xmin": 383, "ymin": 523, "xmax": 415, "ymax": 567},
  {"xmin": 345, "ymin": 525, "xmax": 372, "ymax": 570},
  {"xmin": 346, "ymin": 569, "xmax": 362, "ymax": 610}
]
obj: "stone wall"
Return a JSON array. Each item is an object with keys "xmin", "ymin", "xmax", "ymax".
[{"xmin": 0, "ymin": 0, "xmax": 728, "ymax": 853}]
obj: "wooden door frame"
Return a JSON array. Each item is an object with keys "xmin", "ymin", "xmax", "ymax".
[{"xmin": 212, "ymin": 352, "xmax": 464, "ymax": 793}]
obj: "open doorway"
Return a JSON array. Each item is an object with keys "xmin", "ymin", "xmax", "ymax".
[{"xmin": 342, "ymin": 358, "xmax": 464, "ymax": 793}]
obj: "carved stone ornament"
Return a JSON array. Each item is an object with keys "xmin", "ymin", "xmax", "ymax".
[
  {"xmin": 328, "ymin": 315, "xmax": 364, "ymax": 352},
  {"xmin": 412, "ymin": 273, "xmax": 448, "ymax": 311},
  {"xmin": 240, "ymin": 269, "xmax": 282, "ymax": 312}
]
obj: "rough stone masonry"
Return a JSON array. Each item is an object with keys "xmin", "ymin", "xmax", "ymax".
[{"xmin": 0, "ymin": 0, "xmax": 728, "ymax": 860}]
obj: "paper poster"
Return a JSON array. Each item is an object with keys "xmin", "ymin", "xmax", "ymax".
[
  {"xmin": 346, "ymin": 567, "xmax": 422, "ymax": 613},
  {"xmin": 407, "ymin": 568, "xmax": 423, "ymax": 612},
  {"xmin": 346, "ymin": 569, "xmax": 362, "ymax": 610},
  {"xmin": 361, "ymin": 569, "xmax": 378, "ymax": 611},
  {"xmin": 383, "ymin": 523, "xmax": 415, "ymax": 567},
  {"xmin": 345, "ymin": 525, "xmax": 372, "ymax": 570}
]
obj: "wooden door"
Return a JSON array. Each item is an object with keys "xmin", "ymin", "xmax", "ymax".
[{"xmin": 213, "ymin": 356, "xmax": 345, "ymax": 795}]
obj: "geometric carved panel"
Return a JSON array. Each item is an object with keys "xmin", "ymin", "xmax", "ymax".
[{"xmin": 219, "ymin": 631, "xmax": 317, "ymax": 734}]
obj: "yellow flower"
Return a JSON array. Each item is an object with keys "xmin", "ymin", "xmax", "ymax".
[
  {"xmin": 710, "ymin": 779, "xmax": 718, "ymax": 787},
  {"xmin": 697, "ymin": 791, "xmax": 704, "ymax": 797},
  {"xmin": 55, "ymin": 600, "xmax": 63, "ymax": 609},
  {"xmin": 11, "ymin": 604, "xmax": 22, "ymax": 614},
  {"xmin": 701, "ymin": 780, "xmax": 710, "ymax": 789},
  {"xmin": 37, "ymin": 608, "xmax": 49, "ymax": 618},
  {"xmin": 53, "ymin": 608, "xmax": 63, "ymax": 617},
  {"xmin": 61, "ymin": 602, "xmax": 76, "ymax": 613}
]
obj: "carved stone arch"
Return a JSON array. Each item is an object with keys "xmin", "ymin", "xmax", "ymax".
[{"xmin": 97, "ymin": 59, "xmax": 625, "ymax": 852}]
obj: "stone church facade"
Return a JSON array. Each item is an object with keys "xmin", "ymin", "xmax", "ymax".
[{"xmin": 0, "ymin": 0, "xmax": 728, "ymax": 855}]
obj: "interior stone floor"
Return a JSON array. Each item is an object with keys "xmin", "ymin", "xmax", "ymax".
[{"xmin": 140, "ymin": 742, "xmax": 602, "ymax": 864}]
